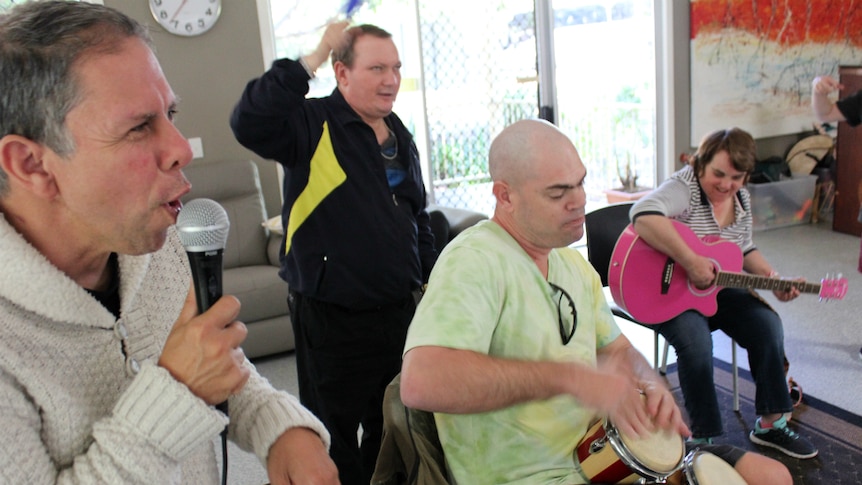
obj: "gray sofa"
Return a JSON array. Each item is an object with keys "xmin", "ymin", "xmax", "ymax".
[{"xmin": 181, "ymin": 160, "xmax": 488, "ymax": 360}]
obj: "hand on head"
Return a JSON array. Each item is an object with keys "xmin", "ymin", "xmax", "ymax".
[
  {"xmin": 158, "ymin": 284, "xmax": 250, "ymax": 405},
  {"xmin": 320, "ymin": 20, "xmax": 351, "ymax": 56},
  {"xmin": 303, "ymin": 20, "xmax": 351, "ymax": 74}
]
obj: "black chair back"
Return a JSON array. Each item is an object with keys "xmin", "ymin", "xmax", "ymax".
[
  {"xmin": 584, "ymin": 202, "xmax": 635, "ymax": 286},
  {"xmin": 429, "ymin": 210, "xmax": 450, "ymax": 255}
]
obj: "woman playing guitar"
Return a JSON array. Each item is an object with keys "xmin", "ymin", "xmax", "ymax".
[{"xmin": 629, "ymin": 128, "xmax": 818, "ymax": 459}]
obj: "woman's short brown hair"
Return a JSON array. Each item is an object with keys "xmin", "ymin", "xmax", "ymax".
[{"xmin": 689, "ymin": 127, "xmax": 757, "ymax": 179}]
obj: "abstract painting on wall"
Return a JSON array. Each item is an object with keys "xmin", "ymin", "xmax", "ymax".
[{"xmin": 690, "ymin": 0, "xmax": 862, "ymax": 145}]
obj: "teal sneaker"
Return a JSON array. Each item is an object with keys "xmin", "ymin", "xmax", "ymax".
[{"xmin": 749, "ymin": 416, "xmax": 818, "ymax": 459}]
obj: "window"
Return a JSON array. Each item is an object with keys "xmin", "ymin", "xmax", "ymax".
[
  {"xmin": 552, "ymin": 0, "xmax": 656, "ymax": 201},
  {"xmin": 258, "ymin": 0, "xmax": 664, "ymax": 218}
]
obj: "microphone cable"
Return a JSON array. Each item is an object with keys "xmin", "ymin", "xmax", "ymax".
[{"xmin": 219, "ymin": 423, "xmax": 228, "ymax": 485}]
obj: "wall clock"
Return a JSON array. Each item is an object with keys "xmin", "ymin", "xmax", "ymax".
[{"xmin": 149, "ymin": 0, "xmax": 222, "ymax": 37}]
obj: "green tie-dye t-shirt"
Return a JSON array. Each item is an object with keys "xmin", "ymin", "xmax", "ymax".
[{"xmin": 404, "ymin": 220, "xmax": 621, "ymax": 485}]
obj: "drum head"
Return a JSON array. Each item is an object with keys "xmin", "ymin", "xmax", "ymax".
[
  {"xmin": 686, "ymin": 451, "xmax": 748, "ymax": 485},
  {"xmin": 618, "ymin": 426, "xmax": 684, "ymax": 474}
]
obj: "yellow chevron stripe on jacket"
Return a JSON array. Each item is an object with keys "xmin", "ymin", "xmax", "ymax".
[{"xmin": 284, "ymin": 121, "xmax": 347, "ymax": 255}]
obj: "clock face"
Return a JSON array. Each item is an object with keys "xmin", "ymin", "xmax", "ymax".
[{"xmin": 149, "ymin": 0, "xmax": 222, "ymax": 37}]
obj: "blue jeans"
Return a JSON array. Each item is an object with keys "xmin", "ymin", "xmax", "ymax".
[{"xmin": 656, "ymin": 288, "xmax": 792, "ymax": 438}]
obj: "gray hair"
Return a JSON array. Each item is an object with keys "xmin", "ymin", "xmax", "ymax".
[{"xmin": 0, "ymin": 1, "xmax": 151, "ymax": 195}]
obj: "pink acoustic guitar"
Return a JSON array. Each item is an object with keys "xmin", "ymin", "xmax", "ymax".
[{"xmin": 607, "ymin": 220, "xmax": 848, "ymax": 324}]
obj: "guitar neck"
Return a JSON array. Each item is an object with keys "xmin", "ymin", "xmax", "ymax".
[{"xmin": 715, "ymin": 271, "xmax": 820, "ymax": 294}]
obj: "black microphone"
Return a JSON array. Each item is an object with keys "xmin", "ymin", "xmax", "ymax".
[{"xmin": 176, "ymin": 198, "xmax": 230, "ymax": 416}]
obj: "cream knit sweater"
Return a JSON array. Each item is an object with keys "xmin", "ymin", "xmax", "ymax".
[{"xmin": 0, "ymin": 216, "xmax": 329, "ymax": 484}]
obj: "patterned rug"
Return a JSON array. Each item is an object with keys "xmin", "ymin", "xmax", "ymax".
[{"xmin": 664, "ymin": 359, "xmax": 862, "ymax": 485}]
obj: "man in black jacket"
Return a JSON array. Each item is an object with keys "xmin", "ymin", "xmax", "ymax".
[{"xmin": 230, "ymin": 21, "xmax": 436, "ymax": 485}]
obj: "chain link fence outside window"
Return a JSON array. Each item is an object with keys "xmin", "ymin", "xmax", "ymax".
[{"xmin": 418, "ymin": 1, "xmax": 537, "ymax": 216}]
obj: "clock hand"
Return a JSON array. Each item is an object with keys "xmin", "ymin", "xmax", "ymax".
[{"xmin": 170, "ymin": 0, "xmax": 189, "ymax": 22}]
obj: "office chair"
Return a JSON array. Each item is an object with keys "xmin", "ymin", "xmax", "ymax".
[{"xmin": 584, "ymin": 202, "xmax": 739, "ymax": 411}]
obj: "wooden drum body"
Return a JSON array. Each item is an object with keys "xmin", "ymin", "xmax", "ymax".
[{"xmin": 575, "ymin": 419, "xmax": 684, "ymax": 484}]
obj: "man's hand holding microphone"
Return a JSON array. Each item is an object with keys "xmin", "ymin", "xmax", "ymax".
[
  {"xmin": 158, "ymin": 286, "xmax": 249, "ymax": 407},
  {"xmin": 161, "ymin": 198, "xmax": 249, "ymax": 409}
]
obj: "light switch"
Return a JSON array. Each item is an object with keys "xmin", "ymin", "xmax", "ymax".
[{"xmin": 188, "ymin": 137, "xmax": 204, "ymax": 159}]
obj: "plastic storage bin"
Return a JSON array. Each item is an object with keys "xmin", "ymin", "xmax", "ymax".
[{"xmin": 748, "ymin": 175, "xmax": 817, "ymax": 231}]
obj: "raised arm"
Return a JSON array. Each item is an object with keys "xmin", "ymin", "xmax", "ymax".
[
  {"xmin": 811, "ymin": 75, "xmax": 847, "ymax": 123},
  {"xmin": 301, "ymin": 20, "xmax": 350, "ymax": 75},
  {"xmin": 229, "ymin": 22, "xmax": 350, "ymax": 162}
]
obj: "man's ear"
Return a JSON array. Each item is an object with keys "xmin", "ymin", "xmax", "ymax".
[
  {"xmin": 492, "ymin": 180, "xmax": 513, "ymax": 211},
  {"xmin": 0, "ymin": 135, "xmax": 57, "ymax": 198},
  {"xmin": 333, "ymin": 61, "xmax": 348, "ymax": 87}
]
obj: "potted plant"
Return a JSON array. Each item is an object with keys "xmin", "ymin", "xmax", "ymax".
[{"xmin": 604, "ymin": 153, "xmax": 652, "ymax": 203}]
